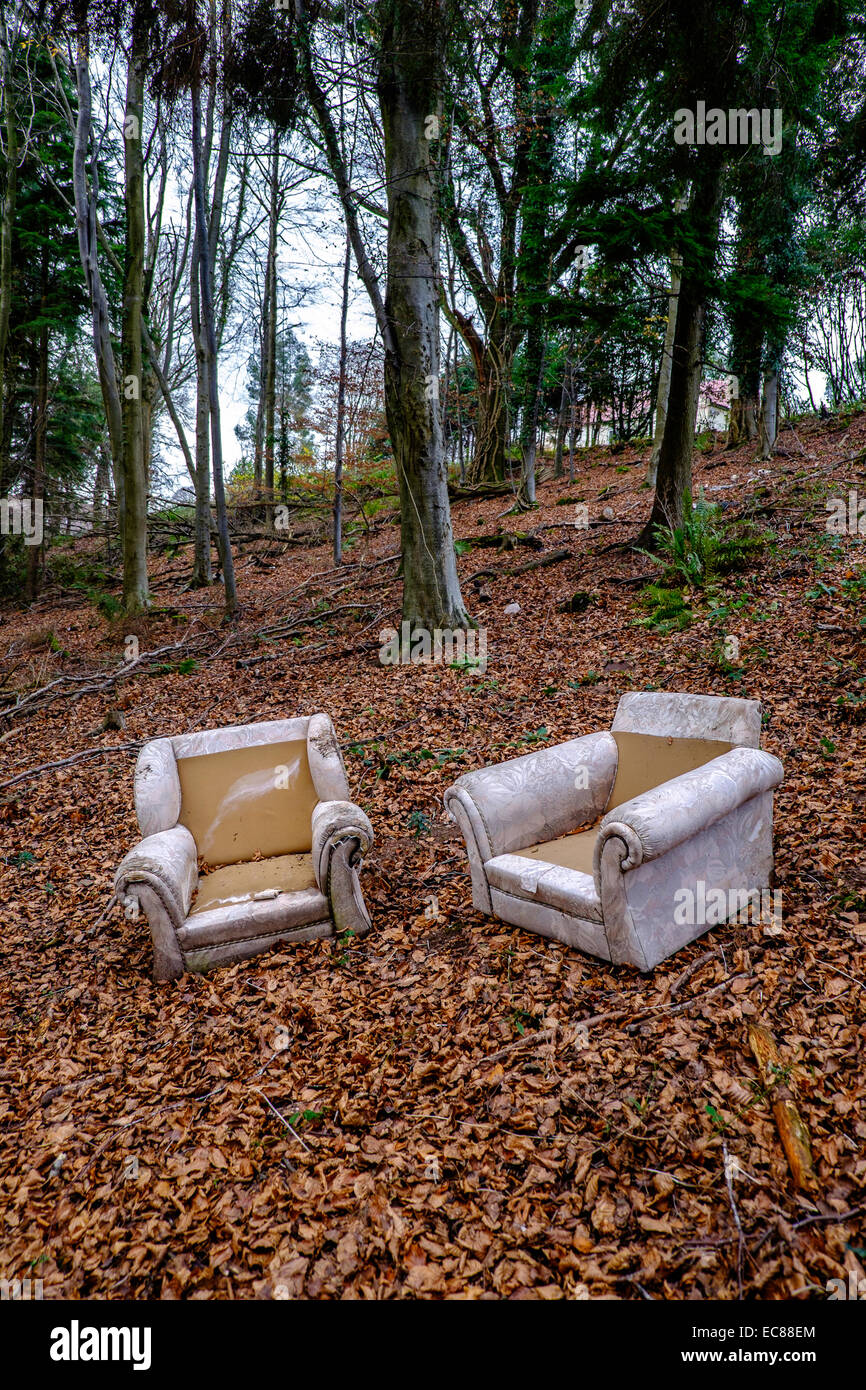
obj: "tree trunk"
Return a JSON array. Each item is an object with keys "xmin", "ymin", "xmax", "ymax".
[
  {"xmin": 73, "ymin": 34, "xmax": 125, "ymax": 544},
  {"xmin": 93, "ymin": 443, "xmax": 110, "ymax": 526},
  {"xmin": 760, "ymin": 364, "xmax": 779, "ymax": 459},
  {"xmin": 377, "ymin": 0, "xmax": 467, "ymax": 629},
  {"xmin": 449, "ymin": 311, "xmax": 509, "ymax": 486},
  {"xmin": 0, "ymin": 11, "xmax": 19, "ymax": 499},
  {"xmin": 553, "ymin": 376, "xmax": 568, "ymax": 479},
  {"xmin": 516, "ymin": 321, "xmax": 545, "ymax": 507},
  {"xmin": 637, "ymin": 268, "xmax": 707, "ymax": 544},
  {"xmin": 726, "ymin": 244, "xmax": 765, "ymax": 451},
  {"xmin": 263, "ymin": 131, "xmax": 279, "ymax": 528},
  {"xmin": 472, "ymin": 337, "xmax": 509, "ymax": 484},
  {"xmin": 25, "ymin": 256, "xmax": 48, "ymax": 602},
  {"xmin": 121, "ymin": 23, "xmax": 150, "ymax": 612},
  {"xmin": 190, "ymin": 239, "xmax": 212, "ymax": 588},
  {"xmin": 638, "ymin": 167, "xmax": 723, "ymax": 546},
  {"xmin": 333, "ymin": 228, "xmax": 350, "ymax": 565},
  {"xmin": 253, "ymin": 312, "xmax": 265, "ymax": 494},
  {"xmin": 647, "ymin": 250, "xmax": 682, "ymax": 488},
  {"xmin": 191, "ymin": 81, "xmax": 237, "ymax": 617},
  {"xmin": 567, "ymin": 362, "xmax": 578, "ymax": 481}
]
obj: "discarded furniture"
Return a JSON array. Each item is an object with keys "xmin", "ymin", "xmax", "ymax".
[
  {"xmin": 444, "ymin": 692, "xmax": 783, "ymax": 970},
  {"xmin": 115, "ymin": 714, "xmax": 373, "ymax": 980}
]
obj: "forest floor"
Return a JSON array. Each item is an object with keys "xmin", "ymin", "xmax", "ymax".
[{"xmin": 1, "ymin": 412, "xmax": 864, "ymax": 1300}]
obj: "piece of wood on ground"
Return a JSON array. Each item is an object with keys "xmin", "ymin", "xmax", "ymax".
[{"xmin": 747, "ymin": 1023, "xmax": 818, "ymax": 1192}]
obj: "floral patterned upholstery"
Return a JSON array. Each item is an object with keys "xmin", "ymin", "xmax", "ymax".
[
  {"xmin": 115, "ymin": 714, "xmax": 373, "ymax": 980},
  {"xmin": 444, "ymin": 693, "xmax": 783, "ymax": 970}
]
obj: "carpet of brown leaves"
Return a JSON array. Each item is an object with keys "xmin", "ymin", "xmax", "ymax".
[{"xmin": 1, "ymin": 415, "xmax": 864, "ymax": 1300}]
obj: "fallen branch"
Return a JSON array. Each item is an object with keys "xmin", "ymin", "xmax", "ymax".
[
  {"xmin": 479, "ymin": 1026, "xmax": 557, "ymax": 1067},
  {"xmin": 747, "ymin": 1023, "xmax": 818, "ymax": 1192},
  {"xmin": 507, "ymin": 547, "xmax": 572, "ymax": 576},
  {"xmin": 670, "ymin": 949, "xmax": 722, "ymax": 999},
  {"xmin": 0, "ymin": 740, "xmax": 144, "ymax": 791}
]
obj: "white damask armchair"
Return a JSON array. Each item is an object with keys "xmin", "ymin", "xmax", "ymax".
[
  {"xmin": 115, "ymin": 714, "xmax": 373, "ymax": 980},
  {"xmin": 444, "ymin": 692, "xmax": 783, "ymax": 970}
]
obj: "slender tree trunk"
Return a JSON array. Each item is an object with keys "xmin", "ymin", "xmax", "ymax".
[
  {"xmin": 253, "ymin": 311, "xmax": 265, "ymax": 494},
  {"xmin": 0, "ymin": 13, "xmax": 19, "ymax": 498},
  {"xmin": 189, "ymin": 242, "xmax": 212, "ymax": 587},
  {"xmin": 377, "ymin": 0, "xmax": 467, "ymax": 628},
  {"xmin": 296, "ymin": 0, "xmax": 466, "ymax": 628},
  {"xmin": 333, "ymin": 228, "xmax": 350, "ymax": 565},
  {"xmin": 25, "ymin": 257, "xmax": 48, "ymax": 602},
  {"xmin": 121, "ymin": 20, "xmax": 150, "ymax": 612},
  {"xmin": 726, "ymin": 245, "xmax": 764, "ymax": 450},
  {"xmin": 191, "ymin": 81, "xmax": 236, "ymax": 617},
  {"xmin": 760, "ymin": 362, "xmax": 779, "ymax": 459},
  {"xmin": 263, "ymin": 130, "xmax": 279, "ymax": 528},
  {"xmin": 516, "ymin": 322, "xmax": 545, "ymax": 507},
  {"xmin": 567, "ymin": 362, "xmax": 578, "ymax": 482},
  {"xmin": 73, "ymin": 34, "xmax": 125, "ymax": 534},
  {"xmin": 647, "ymin": 250, "xmax": 682, "ymax": 488},
  {"xmin": 93, "ymin": 442, "xmax": 110, "ymax": 526},
  {"xmin": 553, "ymin": 376, "xmax": 568, "ymax": 479}
]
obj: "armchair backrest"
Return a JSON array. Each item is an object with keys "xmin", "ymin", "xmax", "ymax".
[
  {"xmin": 605, "ymin": 692, "xmax": 761, "ymax": 812},
  {"xmin": 134, "ymin": 713, "xmax": 349, "ymax": 865}
]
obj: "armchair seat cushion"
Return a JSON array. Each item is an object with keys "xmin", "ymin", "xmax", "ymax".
[
  {"xmin": 513, "ymin": 826, "xmax": 599, "ymax": 877},
  {"xmin": 190, "ymin": 854, "xmax": 318, "ymax": 916},
  {"xmin": 485, "ymin": 846, "xmax": 602, "ymax": 922},
  {"xmin": 176, "ymin": 882, "xmax": 330, "ymax": 951}
]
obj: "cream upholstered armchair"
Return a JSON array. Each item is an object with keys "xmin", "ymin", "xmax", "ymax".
[
  {"xmin": 115, "ymin": 714, "xmax": 373, "ymax": 980},
  {"xmin": 444, "ymin": 693, "xmax": 783, "ymax": 971}
]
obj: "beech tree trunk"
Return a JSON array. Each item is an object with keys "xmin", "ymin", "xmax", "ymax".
[
  {"xmin": 295, "ymin": 0, "xmax": 466, "ymax": 628},
  {"xmin": 120, "ymin": 19, "xmax": 150, "ymax": 612},
  {"xmin": 376, "ymin": 0, "xmax": 467, "ymax": 628}
]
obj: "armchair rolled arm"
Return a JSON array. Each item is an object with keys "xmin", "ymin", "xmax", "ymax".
[
  {"xmin": 311, "ymin": 799, "xmax": 374, "ymax": 891},
  {"xmin": 114, "ymin": 825, "xmax": 198, "ymax": 928},
  {"xmin": 595, "ymin": 747, "xmax": 784, "ymax": 872},
  {"xmin": 311, "ymin": 799, "xmax": 374, "ymax": 938},
  {"xmin": 444, "ymin": 730, "xmax": 617, "ymax": 861}
]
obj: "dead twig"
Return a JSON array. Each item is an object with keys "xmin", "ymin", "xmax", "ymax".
[
  {"xmin": 251, "ymin": 1087, "xmax": 312, "ymax": 1152},
  {"xmin": 722, "ymin": 1138, "xmax": 746, "ymax": 1298},
  {"xmin": 0, "ymin": 741, "xmax": 144, "ymax": 791},
  {"xmin": 670, "ymin": 949, "xmax": 722, "ymax": 999}
]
